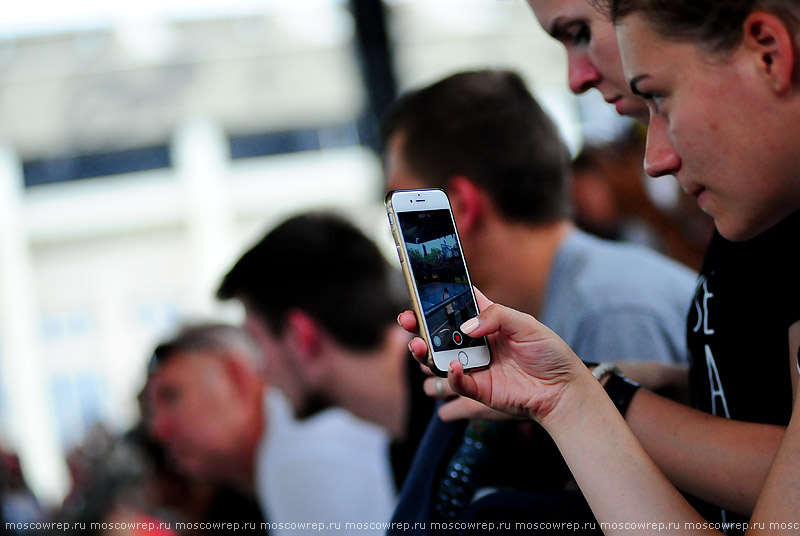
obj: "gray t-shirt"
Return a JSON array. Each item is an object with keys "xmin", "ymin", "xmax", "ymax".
[{"xmin": 540, "ymin": 229, "xmax": 696, "ymax": 365}]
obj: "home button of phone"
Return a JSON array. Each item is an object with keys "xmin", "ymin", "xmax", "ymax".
[{"xmin": 457, "ymin": 351, "xmax": 468, "ymax": 365}]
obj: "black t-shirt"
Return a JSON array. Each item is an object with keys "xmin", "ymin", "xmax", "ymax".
[{"xmin": 685, "ymin": 211, "xmax": 800, "ymax": 532}]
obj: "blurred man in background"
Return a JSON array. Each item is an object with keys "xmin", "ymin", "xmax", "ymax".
[
  {"xmin": 381, "ymin": 69, "xmax": 696, "ymax": 533},
  {"xmin": 217, "ymin": 212, "xmax": 436, "ymax": 492},
  {"xmin": 146, "ymin": 322, "xmax": 394, "ymax": 535}
]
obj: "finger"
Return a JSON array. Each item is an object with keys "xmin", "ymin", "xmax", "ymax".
[
  {"xmin": 419, "ymin": 362, "xmax": 434, "ymax": 377},
  {"xmin": 407, "ymin": 337, "xmax": 428, "ymax": 365},
  {"xmin": 439, "ymin": 398, "xmax": 517, "ymax": 422},
  {"xmin": 397, "ymin": 310, "xmax": 419, "ymax": 334},
  {"xmin": 438, "ymin": 397, "xmax": 475, "ymax": 422},
  {"xmin": 447, "ymin": 360, "xmax": 480, "ymax": 400},
  {"xmin": 438, "ymin": 397, "xmax": 498, "ymax": 422},
  {"xmin": 423, "ymin": 376, "xmax": 455, "ymax": 400}
]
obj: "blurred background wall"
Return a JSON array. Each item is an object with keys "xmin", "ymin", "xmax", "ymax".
[{"xmin": 0, "ymin": 0, "xmax": 631, "ymax": 508}]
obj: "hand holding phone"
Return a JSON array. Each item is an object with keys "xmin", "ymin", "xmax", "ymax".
[{"xmin": 386, "ymin": 188, "xmax": 491, "ymax": 376}]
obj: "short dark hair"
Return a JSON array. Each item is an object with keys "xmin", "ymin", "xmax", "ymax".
[
  {"xmin": 380, "ymin": 69, "xmax": 571, "ymax": 225},
  {"xmin": 148, "ymin": 322, "xmax": 260, "ymax": 374},
  {"xmin": 217, "ymin": 212, "xmax": 408, "ymax": 351},
  {"xmin": 597, "ymin": 0, "xmax": 800, "ymax": 52}
]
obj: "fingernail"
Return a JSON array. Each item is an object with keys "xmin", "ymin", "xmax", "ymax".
[
  {"xmin": 460, "ymin": 317, "xmax": 479, "ymax": 334},
  {"xmin": 397, "ymin": 313, "xmax": 404, "ymax": 326},
  {"xmin": 408, "ymin": 341, "xmax": 414, "ymax": 354}
]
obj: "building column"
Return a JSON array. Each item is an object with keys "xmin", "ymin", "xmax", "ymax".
[
  {"xmin": 0, "ymin": 145, "xmax": 70, "ymax": 507},
  {"xmin": 173, "ymin": 118, "xmax": 234, "ymax": 316}
]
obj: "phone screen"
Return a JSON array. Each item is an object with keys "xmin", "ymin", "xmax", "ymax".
[{"xmin": 396, "ymin": 209, "xmax": 484, "ymax": 353}]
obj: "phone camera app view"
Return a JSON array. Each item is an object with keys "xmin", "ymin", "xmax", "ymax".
[{"xmin": 397, "ymin": 210, "xmax": 482, "ymax": 352}]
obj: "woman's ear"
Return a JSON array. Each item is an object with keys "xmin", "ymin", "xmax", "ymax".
[{"xmin": 743, "ymin": 11, "xmax": 796, "ymax": 94}]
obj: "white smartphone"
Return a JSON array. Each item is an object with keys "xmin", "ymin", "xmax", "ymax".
[{"xmin": 385, "ymin": 188, "xmax": 491, "ymax": 377}]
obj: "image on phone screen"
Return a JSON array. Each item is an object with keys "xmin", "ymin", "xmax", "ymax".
[{"xmin": 396, "ymin": 209, "xmax": 483, "ymax": 352}]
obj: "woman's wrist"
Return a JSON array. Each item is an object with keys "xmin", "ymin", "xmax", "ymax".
[
  {"xmin": 536, "ymin": 366, "xmax": 609, "ymax": 435},
  {"xmin": 537, "ymin": 362, "xmax": 641, "ymax": 437}
]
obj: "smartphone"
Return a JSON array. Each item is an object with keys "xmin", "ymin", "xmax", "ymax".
[{"xmin": 385, "ymin": 188, "xmax": 491, "ymax": 377}]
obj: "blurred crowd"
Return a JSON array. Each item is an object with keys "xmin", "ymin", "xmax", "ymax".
[
  {"xmin": 0, "ymin": 94, "xmax": 713, "ymax": 536},
  {"xmin": 5, "ymin": 0, "xmax": 800, "ymax": 532}
]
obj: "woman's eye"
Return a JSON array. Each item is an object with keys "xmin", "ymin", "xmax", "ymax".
[
  {"xmin": 566, "ymin": 23, "xmax": 590, "ymax": 45},
  {"xmin": 641, "ymin": 92, "xmax": 665, "ymax": 113}
]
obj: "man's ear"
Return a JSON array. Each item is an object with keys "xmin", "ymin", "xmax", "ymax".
[
  {"xmin": 284, "ymin": 309, "xmax": 322, "ymax": 363},
  {"xmin": 743, "ymin": 11, "xmax": 796, "ymax": 94},
  {"xmin": 446, "ymin": 176, "xmax": 487, "ymax": 234},
  {"xmin": 219, "ymin": 353, "xmax": 259, "ymax": 396}
]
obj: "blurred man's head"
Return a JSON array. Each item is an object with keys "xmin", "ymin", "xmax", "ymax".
[
  {"xmin": 381, "ymin": 69, "xmax": 571, "ymax": 226},
  {"xmin": 217, "ymin": 212, "xmax": 408, "ymax": 419},
  {"xmin": 146, "ymin": 323, "xmax": 265, "ymax": 486}
]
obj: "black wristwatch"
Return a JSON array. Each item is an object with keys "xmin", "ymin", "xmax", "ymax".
[
  {"xmin": 588, "ymin": 362, "xmax": 640, "ymax": 418},
  {"xmin": 603, "ymin": 372, "xmax": 640, "ymax": 417}
]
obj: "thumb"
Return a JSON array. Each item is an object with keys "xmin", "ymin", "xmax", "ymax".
[
  {"xmin": 473, "ymin": 286, "xmax": 493, "ymax": 312},
  {"xmin": 459, "ymin": 302, "xmax": 541, "ymax": 341}
]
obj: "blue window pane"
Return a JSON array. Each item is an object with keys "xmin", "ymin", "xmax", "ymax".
[{"xmin": 23, "ymin": 145, "xmax": 171, "ymax": 187}]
